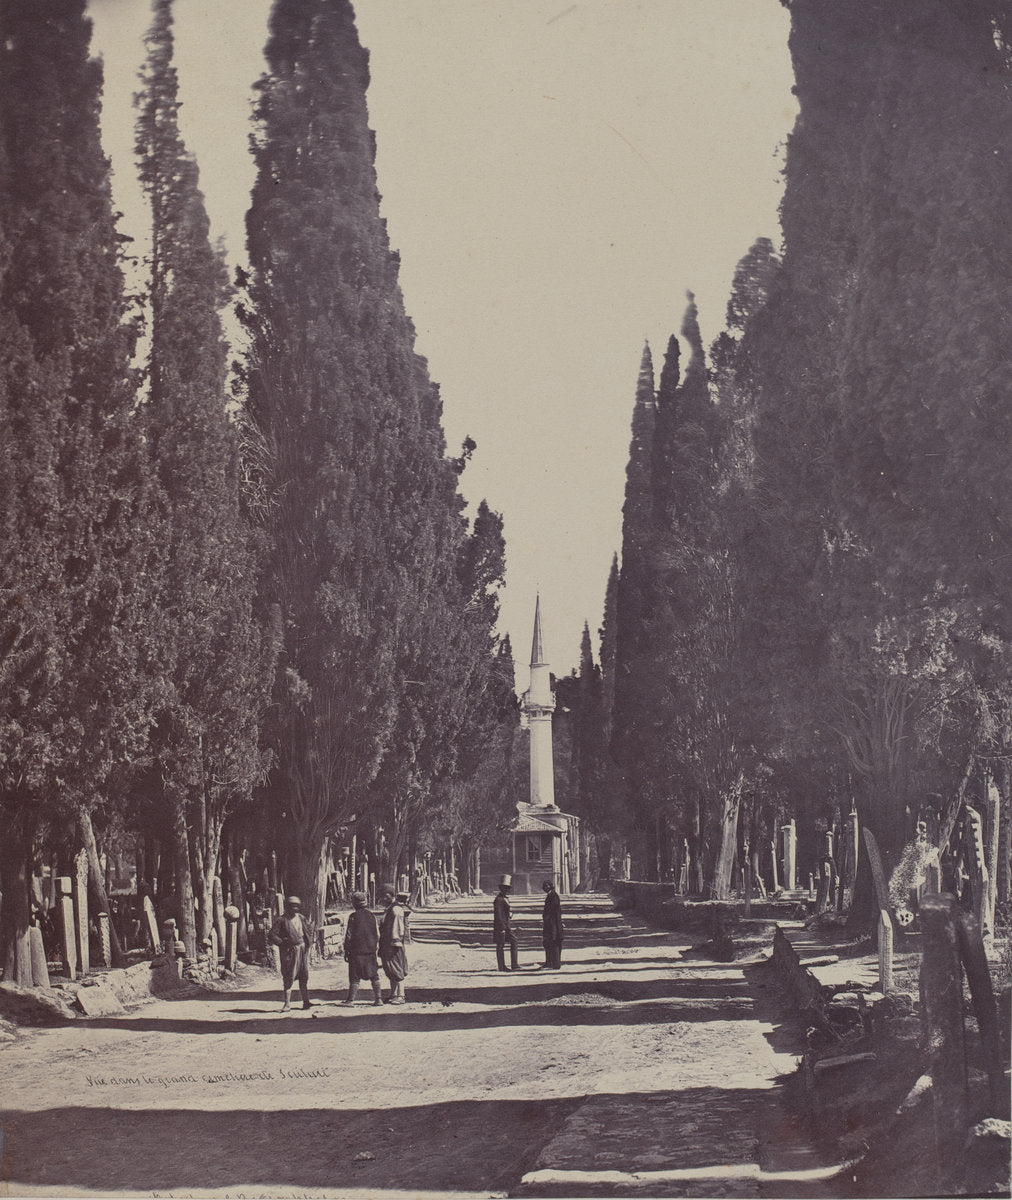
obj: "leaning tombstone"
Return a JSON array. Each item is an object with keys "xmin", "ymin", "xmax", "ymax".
[
  {"xmin": 878, "ymin": 908, "xmax": 894, "ymax": 994},
  {"xmin": 142, "ymin": 895, "xmax": 160, "ymax": 955}
]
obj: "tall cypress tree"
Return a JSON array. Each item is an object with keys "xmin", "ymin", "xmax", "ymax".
[
  {"xmin": 135, "ymin": 0, "xmax": 268, "ymax": 956},
  {"xmin": 611, "ymin": 343, "xmax": 663, "ymax": 876},
  {"xmin": 0, "ymin": 0, "xmax": 155, "ymax": 978},
  {"xmin": 743, "ymin": 0, "xmax": 1011, "ymax": 904},
  {"xmin": 240, "ymin": 0, "xmax": 470, "ymax": 922}
]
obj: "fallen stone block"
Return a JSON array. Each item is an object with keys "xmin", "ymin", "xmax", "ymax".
[{"xmin": 74, "ymin": 984, "xmax": 125, "ymax": 1017}]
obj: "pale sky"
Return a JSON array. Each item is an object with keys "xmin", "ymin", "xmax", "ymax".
[{"xmin": 87, "ymin": 0, "xmax": 798, "ymax": 681}]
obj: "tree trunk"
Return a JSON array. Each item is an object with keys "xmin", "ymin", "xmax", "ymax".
[
  {"xmin": 998, "ymin": 760, "xmax": 1010, "ymax": 906},
  {"xmin": 286, "ymin": 825, "xmax": 328, "ymax": 937},
  {"xmin": 984, "ymin": 770, "xmax": 1000, "ymax": 931},
  {"xmin": 711, "ymin": 775, "xmax": 743, "ymax": 900},
  {"xmin": 173, "ymin": 805, "xmax": 197, "ymax": 959},
  {"xmin": 78, "ymin": 809, "xmax": 126, "ymax": 966},
  {"xmin": 0, "ymin": 804, "xmax": 35, "ymax": 986}
]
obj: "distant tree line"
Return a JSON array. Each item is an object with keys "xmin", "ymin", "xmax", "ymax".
[
  {"xmin": 0, "ymin": 0, "xmax": 518, "ymax": 980},
  {"xmin": 557, "ymin": 0, "xmax": 1011, "ymax": 915}
]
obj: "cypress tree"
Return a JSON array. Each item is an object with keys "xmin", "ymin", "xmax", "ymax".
[
  {"xmin": 240, "ymin": 0, "xmax": 471, "ymax": 922},
  {"xmin": 135, "ymin": 0, "xmax": 268, "ymax": 956},
  {"xmin": 611, "ymin": 344, "xmax": 661, "ymax": 876},
  {"xmin": 743, "ymin": 0, "xmax": 1011, "ymax": 904},
  {"xmin": 0, "ymin": 0, "xmax": 155, "ymax": 978}
]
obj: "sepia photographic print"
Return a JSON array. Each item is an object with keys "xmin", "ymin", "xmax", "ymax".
[{"xmin": 0, "ymin": 2, "xmax": 1009, "ymax": 1198}]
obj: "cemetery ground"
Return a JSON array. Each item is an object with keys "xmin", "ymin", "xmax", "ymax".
[{"xmin": 0, "ymin": 894, "xmax": 1004, "ymax": 1200}]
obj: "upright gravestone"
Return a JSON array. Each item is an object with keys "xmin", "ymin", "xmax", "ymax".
[
  {"xmin": 212, "ymin": 876, "xmax": 226, "ymax": 957},
  {"xmin": 770, "ymin": 838, "xmax": 779, "ymax": 892},
  {"xmin": 223, "ymin": 905, "xmax": 240, "ymax": 972},
  {"xmin": 846, "ymin": 807, "xmax": 859, "ymax": 896},
  {"xmin": 781, "ymin": 820, "xmax": 797, "ymax": 891},
  {"xmin": 73, "ymin": 849, "xmax": 90, "ymax": 976},
  {"xmin": 963, "ymin": 807, "xmax": 991, "ymax": 951},
  {"xmin": 29, "ymin": 924, "xmax": 51, "ymax": 989},
  {"xmin": 96, "ymin": 912, "xmax": 112, "ymax": 968},
  {"xmin": 58, "ymin": 876, "xmax": 76, "ymax": 979}
]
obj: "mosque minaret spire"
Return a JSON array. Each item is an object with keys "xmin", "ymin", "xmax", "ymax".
[{"xmin": 523, "ymin": 594, "xmax": 556, "ymax": 809}]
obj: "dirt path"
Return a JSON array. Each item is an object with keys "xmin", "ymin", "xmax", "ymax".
[{"xmin": 0, "ymin": 894, "xmax": 836, "ymax": 1199}]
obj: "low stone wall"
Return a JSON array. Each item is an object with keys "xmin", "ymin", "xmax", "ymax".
[{"xmin": 609, "ymin": 880, "xmax": 805, "ymax": 928}]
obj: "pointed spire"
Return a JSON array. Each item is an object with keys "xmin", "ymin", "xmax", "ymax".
[{"xmin": 530, "ymin": 594, "xmax": 546, "ymax": 666}]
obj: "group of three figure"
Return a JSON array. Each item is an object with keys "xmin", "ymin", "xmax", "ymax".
[
  {"xmin": 493, "ymin": 875, "xmax": 564, "ymax": 971},
  {"xmin": 267, "ymin": 887, "xmax": 410, "ymax": 1012}
]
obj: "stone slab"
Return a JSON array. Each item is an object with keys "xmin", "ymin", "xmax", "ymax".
[{"xmin": 73, "ymin": 983, "xmax": 126, "ymax": 1017}]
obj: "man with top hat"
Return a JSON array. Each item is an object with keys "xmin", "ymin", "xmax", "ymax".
[
  {"xmin": 342, "ymin": 891, "xmax": 383, "ymax": 1006},
  {"xmin": 268, "ymin": 895, "xmax": 312, "ymax": 1012},
  {"xmin": 379, "ymin": 884, "xmax": 409, "ymax": 1004},
  {"xmin": 493, "ymin": 874, "xmax": 519, "ymax": 971}
]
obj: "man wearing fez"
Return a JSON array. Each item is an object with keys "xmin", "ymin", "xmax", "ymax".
[
  {"xmin": 541, "ymin": 879, "xmax": 564, "ymax": 969},
  {"xmin": 268, "ymin": 895, "xmax": 312, "ymax": 1012},
  {"xmin": 493, "ymin": 874, "xmax": 519, "ymax": 971},
  {"xmin": 342, "ymin": 891, "xmax": 383, "ymax": 1006},
  {"xmin": 379, "ymin": 885, "xmax": 409, "ymax": 1004}
]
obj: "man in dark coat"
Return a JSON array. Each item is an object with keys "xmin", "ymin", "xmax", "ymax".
[
  {"xmin": 493, "ymin": 874, "xmax": 518, "ymax": 971},
  {"xmin": 268, "ymin": 895, "xmax": 312, "ymax": 1012},
  {"xmin": 342, "ymin": 891, "xmax": 382, "ymax": 1006},
  {"xmin": 541, "ymin": 879, "xmax": 564, "ymax": 969},
  {"xmin": 379, "ymin": 885, "xmax": 408, "ymax": 1004}
]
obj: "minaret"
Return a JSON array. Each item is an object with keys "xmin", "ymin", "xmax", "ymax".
[{"xmin": 523, "ymin": 595, "xmax": 556, "ymax": 809}]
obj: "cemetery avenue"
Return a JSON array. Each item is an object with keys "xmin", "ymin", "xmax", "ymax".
[{"xmin": 0, "ymin": 895, "xmax": 832, "ymax": 1199}]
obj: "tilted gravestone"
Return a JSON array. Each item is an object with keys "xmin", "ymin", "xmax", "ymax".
[{"xmin": 142, "ymin": 895, "xmax": 160, "ymax": 955}]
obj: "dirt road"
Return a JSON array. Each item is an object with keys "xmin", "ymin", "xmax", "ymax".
[{"xmin": 0, "ymin": 894, "xmax": 837, "ymax": 1199}]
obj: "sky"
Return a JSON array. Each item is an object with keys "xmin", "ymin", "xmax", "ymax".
[{"xmin": 87, "ymin": 0, "xmax": 798, "ymax": 682}]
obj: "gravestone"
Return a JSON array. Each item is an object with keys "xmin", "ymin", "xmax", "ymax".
[
  {"xmin": 845, "ymin": 807, "xmax": 859, "ymax": 899},
  {"xmin": 96, "ymin": 912, "xmax": 112, "ymax": 967},
  {"xmin": 862, "ymin": 828, "xmax": 891, "ymax": 913},
  {"xmin": 781, "ymin": 820, "xmax": 796, "ymax": 891},
  {"xmin": 212, "ymin": 876, "xmax": 226, "ymax": 955},
  {"xmin": 142, "ymin": 896, "xmax": 160, "ymax": 954},
  {"xmin": 223, "ymin": 905, "xmax": 240, "ymax": 971},
  {"xmin": 29, "ymin": 925, "xmax": 51, "ymax": 989},
  {"xmin": 75, "ymin": 983, "xmax": 125, "ymax": 1017},
  {"xmin": 73, "ymin": 849, "xmax": 90, "ymax": 975},
  {"xmin": 58, "ymin": 876, "xmax": 77, "ymax": 980},
  {"xmin": 878, "ymin": 908, "xmax": 894, "ymax": 993},
  {"xmin": 770, "ymin": 838, "xmax": 780, "ymax": 891}
]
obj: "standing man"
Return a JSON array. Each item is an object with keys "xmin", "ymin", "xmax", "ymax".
[
  {"xmin": 493, "ymin": 874, "xmax": 518, "ymax": 971},
  {"xmin": 379, "ymin": 885, "xmax": 408, "ymax": 1004},
  {"xmin": 342, "ymin": 891, "xmax": 382, "ymax": 1006},
  {"xmin": 541, "ymin": 879, "xmax": 564, "ymax": 969},
  {"xmin": 268, "ymin": 895, "xmax": 312, "ymax": 1012}
]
